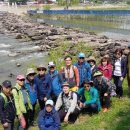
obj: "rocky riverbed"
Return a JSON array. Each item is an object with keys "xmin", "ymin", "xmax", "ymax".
[{"xmin": 0, "ymin": 12, "xmax": 129, "ymax": 60}]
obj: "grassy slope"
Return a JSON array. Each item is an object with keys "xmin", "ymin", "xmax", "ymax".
[{"xmin": 0, "ymin": 43, "xmax": 130, "ymax": 130}]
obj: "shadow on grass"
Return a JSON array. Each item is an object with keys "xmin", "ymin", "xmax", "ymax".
[{"xmin": 112, "ymin": 104, "xmax": 130, "ymax": 130}]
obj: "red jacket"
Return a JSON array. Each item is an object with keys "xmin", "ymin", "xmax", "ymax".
[{"xmin": 98, "ymin": 64, "xmax": 113, "ymax": 80}]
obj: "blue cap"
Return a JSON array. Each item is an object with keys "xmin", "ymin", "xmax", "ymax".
[
  {"xmin": 78, "ymin": 52, "xmax": 85, "ymax": 58},
  {"xmin": 128, "ymin": 44, "xmax": 130, "ymax": 48}
]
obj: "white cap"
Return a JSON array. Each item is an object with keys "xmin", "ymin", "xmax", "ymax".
[
  {"xmin": 45, "ymin": 99, "xmax": 54, "ymax": 106},
  {"xmin": 48, "ymin": 61, "xmax": 55, "ymax": 67}
]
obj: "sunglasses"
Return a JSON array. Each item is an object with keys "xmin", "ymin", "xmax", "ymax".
[
  {"xmin": 18, "ymin": 79, "xmax": 25, "ymax": 82},
  {"xmin": 28, "ymin": 73, "xmax": 35, "ymax": 76},
  {"xmin": 84, "ymin": 85, "xmax": 90, "ymax": 88},
  {"xmin": 37, "ymin": 68, "xmax": 46, "ymax": 71},
  {"xmin": 79, "ymin": 57, "xmax": 85, "ymax": 59}
]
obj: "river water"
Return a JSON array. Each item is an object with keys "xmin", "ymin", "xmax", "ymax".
[
  {"xmin": 35, "ymin": 14, "xmax": 130, "ymax": 41},
  {"xmin": 0, "ymin": 34, "xmax": 48, "ymax": 85},
  {"xmin": 0, "ymin": 12, "xmax": 130, "ymax": 85}
]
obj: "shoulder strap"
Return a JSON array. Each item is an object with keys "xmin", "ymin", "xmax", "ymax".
[
  {"xmin": 12, "ymin": 87, "xmax": 19, "ymax": 94},
  {"xmin": 0, "ymin": 93, "xmax": 8, "ymax": 108}
]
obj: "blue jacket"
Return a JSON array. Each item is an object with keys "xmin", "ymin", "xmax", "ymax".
[
  {"xmin": 48, "ymin": 70, "xmax": 62, "ymax": 96},
  {"xmin": 34, "ymin": 74, "xmax": 52, "ymax": 101},
  {"xmin": 38, "ymin": 107, "xmax": 61, "ymax": 130},
  {"xmin": 25, "ymin": 80, "xmax": 37, "ymax": 105},
  {"xmin": 75, "ymin": 61, "xmax": 91, "ymax": 87},
  {"xmin": 78, "ymin": 87, "xmax": 101, "ymax": 111}
]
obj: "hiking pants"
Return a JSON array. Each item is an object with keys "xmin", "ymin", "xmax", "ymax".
[
  {"xmin": 58, "ymin": 108, "xmax": 80, "ymax": 123},
  {"xmin": 38, "ymin": 99, "xmax": 45, "ymax": 110},
  {"xmin": 82, "ymin": 103, "xmax": 98, "ymax": 113},
  {"xmin": 28, "ymin": 103, "xmax": 36, "ymax": 124},
  {"xmin": 113, "ymin": 76, "xmax": 123, "ymax": 97},
  {"xmin": 4, "ymin": 122, "xmax": 14, "ymax": 130},
  {"xmin": 100, "ymin": 95, "xmax": 110, "ymax": 108}
]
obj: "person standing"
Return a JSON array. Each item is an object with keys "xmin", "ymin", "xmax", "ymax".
[
  {"xmin": 87, "ymin": 56, "xmax": 98, "ymax": 81},
  {"xmin": 60, "ymin": 56, "xmax": 79, "ymax": 92},
  {"xmin": 0, "ymin": 80, "xmax": 16, "ymax": 130},
  {"xmin": 127, "ymin": 44, "xmax": 130, "ymax": 95},
  {"xmin": 98, "ymin": 57, "xmax": 113, "ymax": 80},
  {"xmin": 34, "ymin": 64, "xmax": 52, "ymax": 110},
  {"xmin": 75, "ymin": 53, "xmax": 91, "ymax": 88},
  {"xmin": 12, "ymin": 75, "xmax": 32, "ymax": 130},
  {"xmin": 48, "ymin": 62, "xmax": 62, "ymax": 103},
  {"xmin": 113, "ymin": 48, "xmax": 127, "ymax": 98},
  {"xmin": 38, "ymin": 100, "xmax": 61, "ymax": 130},
  {"xmin": 25, "ymin": 68, "xmax": 37, "ymax": 127}
]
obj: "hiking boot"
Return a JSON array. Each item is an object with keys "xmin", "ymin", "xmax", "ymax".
[{"xmin": 103, "ymin": 108, "xmax": 108, "ymax": 113}]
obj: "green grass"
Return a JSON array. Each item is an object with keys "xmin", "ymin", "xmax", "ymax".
[{"xmin": 1, "ymin": 43, "xmax": 130, "ymax": 130}]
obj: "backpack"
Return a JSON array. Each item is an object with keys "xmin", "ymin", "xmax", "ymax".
[
  {"xmin": 0, "ymin": 93, "xmax": 8, "ymax": 108},
  {"xmin": 61, "ymin": 91, "xmax": 78, "ymax": 104}
]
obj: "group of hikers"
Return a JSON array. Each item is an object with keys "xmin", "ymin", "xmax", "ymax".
[{"xmin": 0, "ymin": 44, "xmax": 130, "ymax": 130}]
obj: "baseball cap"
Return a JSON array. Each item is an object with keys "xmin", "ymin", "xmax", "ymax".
[
  {"xmin": 16, "ymin": 75, "xmax": 25, "ymax": 80},
  {"xmin": 48, "ymin": 61, "xmax": 55, "ymax": 67},
  {"xmin": 78, "ymin": 52, "xmax": 85, "ymax": 58},
  {"xmin": 45, "ymin": 99, "xmax": 54, "ymax": 106},
  {"xmin": 2, "ymin": 80, "xmax": 12, "ymax": 88}
]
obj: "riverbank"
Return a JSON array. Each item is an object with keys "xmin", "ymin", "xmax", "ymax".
[
  {"xmin": 0, "ymin": 4, "xmax": 130, "ymax": 16},
  {"xmin": 0, "ymin": 12, "xmax": 129, "ymax": 60}
]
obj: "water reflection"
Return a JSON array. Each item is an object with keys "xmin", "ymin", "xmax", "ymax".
[{"xmin": 34, "ymin": 14, "xmax": 130, "ymax": 40}]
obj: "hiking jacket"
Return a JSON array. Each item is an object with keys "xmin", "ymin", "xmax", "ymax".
[
  {"xmin": 78, "ymin": 87, "xmax": 101, "ymax": 111},
  {"xmin": 55, "ymin": 91, "xmax": 80, "ymax": 114},
  {"xmin": 113, "ymin": 57, "xmax": 127, "ymax": 78},
  {"xmin": 12, "ymin": 83, "xmax": 32, "ymax": 116},
  {"xmin": 98, "ymin": 64, "xmax": 113, "ymax": 80},
  {"xmin": 75, "ymin": 61, "xmax": 91, "ymax": 87},
  {"xmin": 48, "ymin": 70, "xmax": 62, "ymax": 97},
  {"xmin": 0, "ymin": 93, "xmax": 16, "ymax": 124},
  {"xmin": 38, "ymin": 107, "xmax": 61, "ymax": 130},
  {"xmin": 34, "ymin": 74, "xmax": 52, "ymax": 101},
  {"xmin": 91, "ymin": 65, "xmax": 98, "ymax": 80},
  {"xmin": 25, "ymin": 80, "xmax": 37, "ymax": 105},
  {"xmin": 60, "ymin": 65, "xmax": 79, "ymax": 88},
  {"xmin": 94, "ymin": 76, "xmax": 116, "ymax": 96}
]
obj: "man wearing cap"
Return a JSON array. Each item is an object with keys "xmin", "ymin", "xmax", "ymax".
[
  {"xmin": 12, "ymin": 75, "xmax": 32, "ymax": 130},
  {"xmin": 0, "ymin": 80, "xmax": 16, "ymax": 130},
  {"xmin": 127, "ymin": 44, "xmax": 130, "ymax": 95},
  {"xmin": 55, "ymin": 82, "xmax": 80, "ymax": 123},
  {"xmin": 34, "ymin": 64, "xmax": 52, "ymax": 110},
  {"xmin": 93, "ymin": 71, "xmax": 116, "ymax": 112},
  {"xmin": 78, "ymin": 81, "xmax": 100, "ymax": 113},
  {"xmin": 48, "ymin": 61, "xmax": 62, "ymax": 103},
  {"xmin": 87, "ymin": 56, "xmax": 98, "ymax": 80},
  {"xmin": 38, "ymin": 99, "xmax": 60, "ymax": 130},
  {"xmin": 75, "ymin": 52, "xmax": 91, "ymax": 88},
  {"xmin": 25, "ymin": 68, "xmax": 37, "ymax": 127}
]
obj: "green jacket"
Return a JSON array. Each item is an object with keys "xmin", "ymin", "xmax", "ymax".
[{"xmin": 12, "ymin": 83, "xmax": 32, "ymax": 116}]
